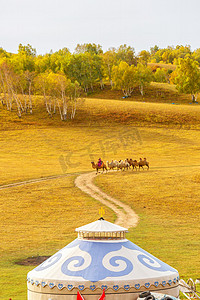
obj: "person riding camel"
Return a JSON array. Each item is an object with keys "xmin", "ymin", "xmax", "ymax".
[{"xmin": 98, "ymin": 158, "xmax": 103, "ymax": 167}]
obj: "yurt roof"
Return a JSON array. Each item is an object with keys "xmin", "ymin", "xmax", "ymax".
[
  {"xmin": 75, "ymin": 219, "xmax": 128, "ymax": 233},
  {"xmin": 27, "ymin": 218, "xmax": 179, "ymax": 295}
]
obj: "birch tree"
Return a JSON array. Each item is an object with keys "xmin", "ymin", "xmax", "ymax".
[
  {"xmin": 112, "ymin": 61, "xmax": 137, "ymax": 97},
  {"xmin": 24, "ymin": 70, "xmax": 35, "ymax": 114},
  {"xmin": 34, "ymin": 72, "xmax": 53, "ymax": 115},
  {"xmin": 136, "ymin": 64, "xmax": 153, "ymax": 96},
  {"xmin": 174, "ymin": 57, "xmax": 200, "ymax": 102},
  {"xmin": 102, "ymin": 48, "xmax": 117, "ymax": 86},
  {"xmin": 69, "ymin": 81, "xmax": 82, "ymax": 119},
  {"xmin": 0, "ymin": 62, "xmax": 24, "ymax": 116},
  {"xmin": 0, "ymin": 62, "xmax": 10, "ymax": 110}
]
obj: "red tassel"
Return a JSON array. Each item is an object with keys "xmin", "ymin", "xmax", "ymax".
[
  {"xmin": 98, "ymin": 289, "xmax": 105, "ymax": 300},
  {"xmin": 77, "ymin": 291, "xmax": 85, "ymax": 300}
]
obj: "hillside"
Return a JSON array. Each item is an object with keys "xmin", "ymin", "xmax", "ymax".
[
  {"xmin": 1, "ymin": 92, "xmax": 200, "ymax": 299},
  {"xmin": 87, "ymin": 82, "xmax": 194, "ymax": 104},
  {"xmin": 1, "ymin": 91, "xmax": 200, "ymax": 131},
  {"xmin": 148, "ymin": 62, "xmax": 176, "ymax": 71}
]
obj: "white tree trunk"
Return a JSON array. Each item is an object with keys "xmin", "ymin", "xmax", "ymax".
[
  {"xmin": 57, "ymin": 101, "xmax": 63, "ymax": 120},
  {"xmin": 71, "ymin": 100, "xmax": 77, "ymax": 119},
  {"xmin": 3, "ymin": 72, "xmax": 13, "ymax": 111},
  {"xmin": 63, "ymin": 103, "xmax": 67, "ymax": 120},
  {"xmin": 53, "ymin": 98, "xmax": 56, "ymax": 114},
  {"xmin": 100, "ymin": 79, "xmax": 104, "ymax": 90},
  {"xmin": 62, "ymin": 92, "xmax": 67, "ymax": 120},
  {"xmin": 28, "ymin": 82, "xmax": 32, "ymax": 114},
  {"xmin": 139, "ymin": 85, "xmax": 144, "ymax": 96},
  {"xmin": 45, "ymin": 96, "xmax": 52, "ymax": 116},
  {"xmin": 1, "ymin": 82, "xmax": 9, "ymax": 110},
  {"xmin": 13, "ymin": 93, "xmax": 22, "ymax": 118},
  {"xmin": 21, "ymin": 89, "xmax": 27, "ymax": 113}
]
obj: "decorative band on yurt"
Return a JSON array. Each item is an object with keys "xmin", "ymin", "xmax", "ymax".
[{"xmin": 27, "ymin": 276, "xmax": 179, "ymax": 292}]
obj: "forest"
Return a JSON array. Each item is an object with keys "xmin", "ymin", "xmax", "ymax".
[{"xmin": 0, "ymin": 43, "xmax": 200, "ymax": 119}]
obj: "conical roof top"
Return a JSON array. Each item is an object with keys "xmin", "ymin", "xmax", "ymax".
[{"xmin": 75, "ymin": 218, "xmax": 128, "ymax": 233}]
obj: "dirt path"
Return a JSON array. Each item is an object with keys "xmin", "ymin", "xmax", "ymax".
[
  {"xmin": 75, "ymin": 172, "xmax": 139, "ymax": 229},
  {"xmin": 0, "ymin": 173, "xmax": 80, "ymax": 190},
  {"xmin": 0, "ymin": 170, "xmax": 139, "ymax": 229}
]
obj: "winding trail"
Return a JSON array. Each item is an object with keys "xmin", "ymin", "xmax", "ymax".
[
  {"xmin": 0, "ymin": 170, "xmax": 139, "ymax": 228},
  {"xmin": 0, "ymin": 173, "xmax": 81, "ymax": 190},
  {"xmin": 1, "ymin": 163, "xmax": 200, "ymax": 227},
  {"xmin": 75, "ymin": 172, "xmax": 139, "ymax": 229}
]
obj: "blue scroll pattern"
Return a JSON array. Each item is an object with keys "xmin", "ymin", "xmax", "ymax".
[
  {"xmin": 60, "ymin": 240, "xmax": 177, "ymax": 282},
  {"xmin": 124, "ymin": 240, "xmax": 177, "ymax": 273},
  {"xmin": 34, "ymin": 240, "xmax": 79, "ymax": 272},
  {"xmin": 35, "ymin": 253, "xmax": 62, "ymax": 271},
  {"xmin": 34, "ymin": 239, "xmax": 178, "ymax": 282},
  {"xmin": 61, "ymin": 241, "xmax": 133, "ymax": 282}
]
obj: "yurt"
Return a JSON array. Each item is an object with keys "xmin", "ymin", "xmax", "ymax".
[{"xmin": 27, "ymin": 218, "xmax": 179, "ymax": 299}]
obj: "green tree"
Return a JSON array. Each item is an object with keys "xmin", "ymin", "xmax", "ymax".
[
  {"xmin": 75, "ymin": 43, "xmax": 103, "ymax": 55},
  {"xmin": 136, "ymin": 64, "xmax": 153, "ymax": 96},
  {"xmin": 18, "ymin": 43, "xmax": 36, "ymax": 57},
  {"xmin": 192, "ymin": 48, "xmax": 200, "ymax": 65},
  {"xmin": 154, "ymin": 68, "xmax": 168, "ymax": 83},
  {"xmin": 35, "ymin": 54, "xmax": 51, "ymax": 74},
  {"xmin": 68, "ymin": 52, "xmax": 102, "ymax": 92},
  {"xmin": 150, "ymin": 45, "xmax": 191, "ymax": 64},
  {"xmin": 112, "ymin": 61, "xmax": 137, "ymax": 96},
  {"xmin": 150, "ymin": 45, "xmax": 159, "ymax": 55},
  {"xmin": 102, "ymin": 48, "xmax": 117, "ymax": 86},
  {"xmin": 173, "ymin": 45, "xmax": 191, "ymax": 61},
  {"xmin": 116, "ymin": 44, "xmax": 136, "ymax": 66},
  {"xmin": 49, "ymin": 48, "xmax": 71, "ymax": 74},
  {"xmin": 10, "ymin": 44, "xmax": 36, "ymax": 73},
  {"xmin": 138, "ymin": 50, "xmax": 150, "ymax": 66},
  {"xmin": 161, "ymin": 48, "xmax": 175, "ymax": 64},
  {"xmin": 174, "ymin": 57, "xmax": 200, "ymax": 102}
]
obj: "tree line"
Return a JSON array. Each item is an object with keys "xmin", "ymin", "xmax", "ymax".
[{"xmin": 0, "ymin": 43, "xmax": 200, "ymax": 119}]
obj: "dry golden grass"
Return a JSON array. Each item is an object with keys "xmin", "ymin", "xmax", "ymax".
[
  {"xmin": 95, "ymin": 166, "xmax": 200, "ymax": 279},
  {"xmin": 88, "ymin": 82, "xmax": 195, "ymax": 104},
  {"xmin": 94, "ymin": 126, "xmax": 200, "ymax": 282},
  {"xmin": 0, "ymin": 176, "xmax": 115, "ymax": 257},
  {"xmin": 84, "ymin": 98, "xmax": 200, "ymax": 128},
  {"xmin": 1, "ymin": 96, "xmax": 200, "ymax": 299},
  {"xmin": 148, "ymin": 62, "xmax": 176, "ymax": 71},
  {"xmin": 1, "ymin": 94, "xmax": 200, "ymax": 131},
  {"xmin": 0, "ymin": 176, "xmax": 114, "ymax": 299},
  {"xmin": 1, "ymin": 97, "xmax": 199, "ymax": 186}
]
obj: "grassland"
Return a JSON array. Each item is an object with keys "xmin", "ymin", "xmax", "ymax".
[
  {"xmin": 0, "ymin": 176, "xmax": 114, "ymax": 299},
  {"xmin": 87, "ymin": 82, "xmax": 195, "ymax": 104},
  {"xmin": 0, "ymin": 91, "xmax": 200, "ymax": 299},
  {"xmin": 95, "ymin": 166, "xmax": 200, "ymax": 279},
  {"xmin": 148, "ymin": 62, "xmax": 176, "ymax": 71}
]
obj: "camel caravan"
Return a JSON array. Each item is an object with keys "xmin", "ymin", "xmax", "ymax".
[{"xmin": 91, "ymin": 158, "xmax": 149, "ymax": 174}]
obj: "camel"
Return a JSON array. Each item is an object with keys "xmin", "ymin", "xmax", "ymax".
[
  {"xmin": 138, "ymin": 158, "xmax": 149, "ymax": 170},
  {"xmin": 91, "ymin": 161, "xmax": 107, "ymax": 174},
  {"xmin": 127, "ymin": 158, "xmax": 138, "ymax": 171},
  {"xmin": 118, "ymin": 159, "xmax": 130, "ymax": 171},
  {"xmin": 107, "ymin": 160, "xmax": 118, "ymax": 170}
]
